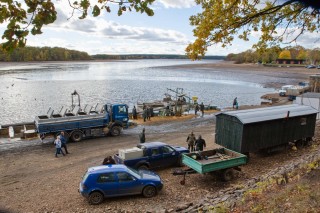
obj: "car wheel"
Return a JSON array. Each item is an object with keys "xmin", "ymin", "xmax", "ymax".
[
  {"xmin": 142, "ymin": 185, "xmax": 156, "ymax": 198},
  {"xmin": 88, "ymin": 191, "xmax": 104, "ymax": 205},
  {"xmin": 110, "ymin": 126, "xmax": 121, "ymax": 136},
  {"xmin": 138, "ymin": 164, "xmax": 149, "ymax": 170}
]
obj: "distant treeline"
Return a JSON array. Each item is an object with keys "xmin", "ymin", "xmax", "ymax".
[
  {"xmin": 0, "ymin": 46, "xmax": 226, "ymax": 62},
  {"xmin": 91, "ymin": 54, "xmax": 225, "ymax": 60},
  {"xmin": 0, "ymin": 46, "xmax": 91, "ymax": 62}
]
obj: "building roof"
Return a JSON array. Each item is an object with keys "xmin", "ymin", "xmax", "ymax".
[
  {"xmin": 297, "ymin": 92, "xmax": 320, "ymax": 99},
  {"xmin": 217, "ymin": 104, "xmax": 318, "ymax": 124}
]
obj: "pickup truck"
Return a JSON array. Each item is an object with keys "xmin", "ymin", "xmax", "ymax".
[{"xmin": 114, "ymin": 142, "xmax": 189, "ymax": 170}]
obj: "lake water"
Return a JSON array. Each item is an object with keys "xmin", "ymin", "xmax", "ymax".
[{"xmin": 0, "ymin": 59, "xmax": 275, "ymax": 124}]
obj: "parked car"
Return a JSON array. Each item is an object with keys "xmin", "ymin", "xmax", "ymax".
[
  {"xmin": 317, "ymin": 65, "xmax": 320, "ymax": 69},
  {"xmin": 79, "ymin": 164, "xmax": 163, "ymax": 205},
  {"xmin": 306, "ymin": 65, "xmax": 316, "ymax": 69},
  {"xmin": 114, "ymin": 142, "xmax": 189, "ymax": 170}
]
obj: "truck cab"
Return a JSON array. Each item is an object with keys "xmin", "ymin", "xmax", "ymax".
[{"xmin": 110, "ymin": 104, "xmax": 129, "ymax": 128}]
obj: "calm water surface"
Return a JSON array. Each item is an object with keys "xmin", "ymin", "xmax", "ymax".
[{"xmin": 0, "ymin": 60, "xmax": 275, "ymax": 124}]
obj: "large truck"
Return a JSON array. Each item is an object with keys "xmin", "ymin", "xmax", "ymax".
[{"xmin": 35, "ymin": 103, "xmax": 129, "ymax": 142}]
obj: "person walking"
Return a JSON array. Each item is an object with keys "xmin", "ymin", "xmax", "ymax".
[
  {"xmin": 195, "ymin": 135, "xmax": 206, "ymax": 151},
  {"xmin": 233, "ymin": 97, "xmax": 238, "ymax": 109},
  {"xmin": 132, "ymin": 106, "xmax": 137, "ymax": 120},
  {"xmin": 139, "ymin": 128, "xmax": 146, "ymax": 143},
  {"xmin": 186, "ymin": 131, "xmax": 196, "ymax": 152},
  {"xmin": 200, "ymin": 102, "xmax": 205, "ymax": 117},
  {"xmin": 54, "ymin": 135, "xmax": 65, "ymax": 157},
  {"xmin": 60, "ymin": 131, "xmax": 69, "ymax": 154}
]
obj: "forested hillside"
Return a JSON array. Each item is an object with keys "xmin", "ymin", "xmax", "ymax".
[{"xmin": 0, "ymin": 46, "xmax": 92, "ymax": 62}]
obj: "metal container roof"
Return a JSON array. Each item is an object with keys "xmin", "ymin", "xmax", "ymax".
[
  {"xmin": 297, "ymin": 92, "xmax": 320, "ymax": 98},
  {"xmin": 217, "ymin": 104, "xmax": 318, "ymax": 124}
]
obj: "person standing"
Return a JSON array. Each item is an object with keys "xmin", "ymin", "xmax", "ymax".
[
  {"xmin": 195, "ymin": 104, "xmax": 199, "ymax": 115},
  {"xmin": 139, "ymin": 128, "xmax": 146, "ymax": 143},
  {"xmin": 186, "ymin": 131, "xmax": 196, "ymax": 152},
  {"xmin": 147, "ymin": 107, "xmax": 151, "ymax": 121},
  {"xmin": 195, "ymin": 135, "xmax": 206, "ymax": 151},
  {"xmin": 200, "ymin": 102, "xmax": 205, "ymax": 117},
  {"xmin": 233, "ymin": 97, "xmax": 238, "ymax": 109},
  {"xmin": 54, "ymin": 135, "xmax": 65, "ymax": 157},
  {"xmin": 132, "ymin": 106, "xmax": 137, "ymax": 120},
  {"xmin": 142, "ymin": 108, "xmax": 147, "ymax": 122},
  {"xmin": 60, "ymin": 131, "xmax": 69, "ymax": 154},
  {"xmin": 102, "ymin": 156, "xmax": 116, "ymax": 165}
]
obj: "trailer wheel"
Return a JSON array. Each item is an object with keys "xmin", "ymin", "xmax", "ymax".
[
  {"xmin": 71, "ymin": 130, "xmax": 83, "ymax": 142},
  {"xmin": 221, "ymin": 169, "xmax": 234, "ymax": 182},
  {"xmin": 110, "ymin": 126, "xmax": 121, "ymax": 136}
]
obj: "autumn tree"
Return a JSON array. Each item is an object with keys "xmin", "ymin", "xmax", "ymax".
[
  {"xmin": 186, "ymin": 0, "xmax": 320, "ymax": 60},
  {"xmin": 0, "ymin": 0, "xmax": 154, "ymax": 52},
  {"xmin": 279, "ymin": 50, "xmax": 292, "ymax": 59}
]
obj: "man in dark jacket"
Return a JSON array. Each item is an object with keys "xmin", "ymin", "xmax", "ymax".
[
  {"xmin": 200, "ymin": 102, "xmax": 205, "ymax": 117},
  {"xmin": 132, "ymin": 106, "xmax": 137, "ymax": 119},
  {"xmin": 195, "ymin": 135, "xmax": 206, "ymax": 151},
  {"xmin": 102, "ymin": 156, "xmax": 116, "ymax": 165},
  {"xmin": 139, "ymin": 128, "xmax": 146, "ymax": 143},
  {"xmin": 60, "ymin": 131, "xmax": 70, "ymax": 154}
]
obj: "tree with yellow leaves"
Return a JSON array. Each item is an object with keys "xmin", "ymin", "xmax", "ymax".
[{"xmin": 186, "ymin": 0, "xmax": 320, "ymax": 60}]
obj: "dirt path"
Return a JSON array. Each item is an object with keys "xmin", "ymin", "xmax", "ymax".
[{"xmin": 1, "ymin": 111, "xmax": 319, "ymax": 213}]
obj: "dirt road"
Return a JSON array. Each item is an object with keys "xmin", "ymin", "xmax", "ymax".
[{"xmin": 1, "ymin": 111, "xmax": 319, "ymax": 213}]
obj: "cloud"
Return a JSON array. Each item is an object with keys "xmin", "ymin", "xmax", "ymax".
[{"xmin": 157, "ymin": 0, "xmax": 196, "ymax": 8}]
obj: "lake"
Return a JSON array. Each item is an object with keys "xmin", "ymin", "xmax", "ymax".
[{"xmin": 0, "ymin": 59, "xmax": 275, "ymax": 124}]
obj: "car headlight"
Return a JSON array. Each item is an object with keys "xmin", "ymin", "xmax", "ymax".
[{"xmin": 123, "ymin": 118, "xmax": 128, "ymax": 121}]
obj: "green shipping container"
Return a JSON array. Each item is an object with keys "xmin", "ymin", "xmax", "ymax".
[{"xmin": 215, "ymin": 104, "xmax": 317, "ymax": 153}]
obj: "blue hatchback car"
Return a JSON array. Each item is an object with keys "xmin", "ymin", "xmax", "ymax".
[{"xmin": 79, "ymin": 164, "xmax": 163, "ymax": 205}]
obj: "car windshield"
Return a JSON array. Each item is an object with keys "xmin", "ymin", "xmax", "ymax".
[
  {"xmin": 82, "ymin": 172, "xmax": 90, "ymax": 181},
  {"xmin": 127, "ymin": 167, "xmax": 142, "ymax": 178}
]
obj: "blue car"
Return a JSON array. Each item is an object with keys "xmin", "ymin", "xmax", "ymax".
[{"xmin": 79, "ymin": 164, "xmax": 163, "ymax": 205}]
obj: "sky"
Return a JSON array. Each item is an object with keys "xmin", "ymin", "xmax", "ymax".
[{"xmin": 0, "ymin": 0, "xmax": 319, "ymax": 56}]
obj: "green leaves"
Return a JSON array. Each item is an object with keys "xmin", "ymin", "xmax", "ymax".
[{"xmin": 0, "ymin": 0, "xmax": 155, "ymax": 52}]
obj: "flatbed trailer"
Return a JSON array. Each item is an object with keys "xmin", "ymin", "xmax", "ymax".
[{"xmin": 173, "ymin": 148, "xmax": 247, "ymax": 184}]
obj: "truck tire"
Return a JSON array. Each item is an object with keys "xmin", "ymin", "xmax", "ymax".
[
  {"xmin": 221, "ymin": 169, "xmax": 234, "ymax": 182},
  {"xmin": 138, "ymin": 164, "xmax": 149, "ymax": 170},
  {"xmin": 71, "ymin": 130, "xmax": 83, "ymax": 142},
  {"xmin": 110, "ymin": 126, "xmax": 121, "ymax": 136}
]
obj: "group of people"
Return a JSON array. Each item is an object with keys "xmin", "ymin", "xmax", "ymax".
[
  {"xmin": 54, "ymin": 131, "xmax": 70, "ymax": 157},
  {"xmin": 186, "ymin": 131, "xmax": 206, "ymax": 152},
  {"xmin": 131, "ymin": 105, "xmax": 153, "ymax": 122},
  {"xmin": 194, "ymin": 102, "xmax": 205, "ymax": 117}
]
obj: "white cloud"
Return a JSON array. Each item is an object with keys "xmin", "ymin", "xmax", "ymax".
[{"xmin": 157, "ymin": 0, "xmax": 196, "ymax": 8}]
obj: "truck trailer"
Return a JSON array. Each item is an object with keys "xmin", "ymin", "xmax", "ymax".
[{"xmin": 35, "ymin": 103, "xmax": 129, "ymax": 142}]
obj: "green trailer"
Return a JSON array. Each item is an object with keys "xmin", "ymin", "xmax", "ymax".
[{"xmin": 173, "ymin": 148, "xmax": 247, "ymax": 184}]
